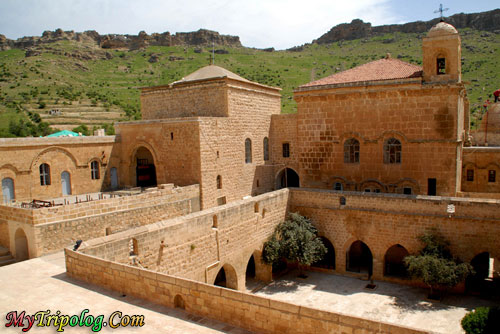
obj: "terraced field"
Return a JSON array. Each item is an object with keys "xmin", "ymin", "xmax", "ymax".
[{"xmin": 0, "ymin": 28, "xmax": 498, "ymax": 137}]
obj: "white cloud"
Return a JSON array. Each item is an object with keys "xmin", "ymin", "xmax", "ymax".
[{"xmin": 0, "ymin": 0, "xmax": 398, "ymax": 49}]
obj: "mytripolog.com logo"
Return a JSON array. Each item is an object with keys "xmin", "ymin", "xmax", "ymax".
[{"xmin": 5, "ymin": 309, "xmax": 145, "ymax": 332}]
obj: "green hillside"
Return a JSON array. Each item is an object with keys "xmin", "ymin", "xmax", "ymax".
[{"xmin": 0, "ymin": 28, "xmax": 499, "ymax": 137}]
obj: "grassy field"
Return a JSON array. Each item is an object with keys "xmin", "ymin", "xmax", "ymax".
[{"xmin": 0, "ymin": 28, "xmax": 498, "ymax": 137}]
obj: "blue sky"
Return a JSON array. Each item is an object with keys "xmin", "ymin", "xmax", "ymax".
[{"xmin": 0, "ymin": 1, "xmax": 498, "ymax": 49}]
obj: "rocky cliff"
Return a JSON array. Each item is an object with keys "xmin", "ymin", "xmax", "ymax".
[
  {"xmin": 0, "ymin": 28, "xmax": 241, "ymax": 51},
  {"xmin": 314, "ymin": 8, "xmax": 500, "ymax": 44}
]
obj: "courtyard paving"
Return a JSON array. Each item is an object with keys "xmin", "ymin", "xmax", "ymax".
[
  {"xmin": 0, "ymin": 252, "xmax": 251, "ymax": 334},
  {"xmin": 253, "ymin": 270, "xmax": 498, "ymax": 334},
  {"xmin": 1, "ymin": 252, "xmax": 496, "ymax": 334}
]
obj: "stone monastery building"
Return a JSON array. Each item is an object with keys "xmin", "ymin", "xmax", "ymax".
[{"xmin": 0, "ymin": 21, "xmax": 499, "ymax": 334}]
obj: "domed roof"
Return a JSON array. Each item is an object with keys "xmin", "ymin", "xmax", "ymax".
[
  {"xmin": 172, "ymin": 65, "xmax": 249, "ymax": 85},
  {"xmin": 428, "ymin": 22, "xmax": 458, "ymax": 37}
]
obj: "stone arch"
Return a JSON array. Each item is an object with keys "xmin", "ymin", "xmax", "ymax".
[
  {"xmin": 30, "ymin": 146, "xmax": 79, "ymax": 171},
  {"xmin": 214, "ymin": 263, "xmax": 238, "ymax": 290},
  {"xmin": 466, "ymin": 252, "xmax": 492, "ymax": 294},
  {"xmin": 14, "ymin": 228, "xmax": 29, "ymax": 261},
  {"xmin": 377, "ymin": 131, "xmax": 408, "ymax": 144},
  {"xmin": 246, "ymin": 250, "xmax": 272, "ymax": 283},
  {"xmin": 0, "ymin": 164, "xmax": 20, "ymax": 175},
  {"xmin": 384, "ymin": 244, "xmax": 409, "ymax": 278},
  {"xmin": 174, "ymin": 294, "xmax": 185, "ymax": 309},
  {"xmin": 395, "ymin": 178, "xmax": 420, "ymax": 195},
  {"xmin": 433, "ymin": 50, "xmax": 450, "ymax": 75},
  {"xmin": 346, "ymin": 240, "xmax": 373, "ymax": 275},
  {"xmin": 132, "ymin": 145, "xmax": 157, "ymax": 187},
  {"xmin": 312, "ymin": 236, "xmax": 335, "ymax": 270},
  {"xmin": 359, "ymin": 179, "xmax": 387, "ymax": 193},
  {"xmin": 276, "ymin": 167, "xmax": 300, "ymax": 189},
  {"xmin": 246, "ymin": 254, "xmax": 256, "ymax": 279}
]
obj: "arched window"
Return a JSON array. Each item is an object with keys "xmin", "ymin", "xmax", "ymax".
[
  {"xmin": 344, "ymin": 138, "xmax": 359, "ymax": 163},
  {"xmin": 216, "ymin": 175, "xmax": 222, "ymax": 189},
  {"xmin": 245, "ymin": 138, "xmax": 252, "ymax": 163},
  {"xmin": 263, "ymin": 137, "xmax": 269, "ymax": 161},
  {"xmin": 39, "ymin": 163, "xmax": 51, "ymax": 186},
  {"xmin": 90, "ymin": 161, "xmax": 100, "ymax": 180},
  {"xmin": 383, "ymin": 138, "xmax": 401, "ymax": 164},
  {"xmin": 437, "ymin": 56, "xmax": 446, "ymax": 75},
  {"xmin": 2, "ymin": 178, "xmax": 15, "ymax": 203},
  {"xmin": 333, "ymin": 182, "xmax": 343, "ymax": 191}
]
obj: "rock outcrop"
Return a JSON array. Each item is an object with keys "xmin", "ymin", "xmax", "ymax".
[
  {"xmin": 314, "ymin": 8, "xmax": 500, "ymax": 44},
  {"xmin": 0, "ymin": 28, "xmax": 241, "ymax": 51}
]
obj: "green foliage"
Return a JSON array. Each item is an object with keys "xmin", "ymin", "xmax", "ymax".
[
  {"xmin": 72, "ymin": 124, "xmax": 90, "ymax": 136},
  {"xmin": 262, "ymin": 212, "xmax": 327, "ymax": 269},
  {"xmin": 7, "ymin": 118, "xmax": 54, "ymax": 137},
  {"xmin": 404, "ymin": 231, "xmax": 473, "ymax": 296},
  {"xmin": 0, "ymin": 28, "xmax": 498, "ymax": 136},
  {"xmin": 461, "ymin": 307, "xmax": 500, "ymax": 334}
]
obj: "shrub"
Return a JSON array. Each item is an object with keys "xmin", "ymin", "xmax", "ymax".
[
  {"xmin": 461, "ymin": 307, "xmax": 500, "ymax": 334},
  {"xmin": 262, "ymin": 212, "xmax": 327, "ymax": 276}
]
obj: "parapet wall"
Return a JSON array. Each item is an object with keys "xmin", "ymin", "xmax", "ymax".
[
  {"xmin": 65, "ymin": 248, "xmax": 426, "ymax": 334},
  {"xmin": 78, "ymin": 189, "xmax": 289, "ymax": 285},
  {"xmin": 289, "ymin": 188, "xmax": 500, "ymax": 280},
  {"xmin": 0, "ymin": 184, "xmax": 200, "ymax": 257}
]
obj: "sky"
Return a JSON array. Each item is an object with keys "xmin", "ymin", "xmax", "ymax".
[{"xmin": 0, "ymin": 0, "xmax": 498, "ymax": 50}]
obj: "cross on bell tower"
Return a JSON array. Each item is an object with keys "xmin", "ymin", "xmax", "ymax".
[{"xmin": 434, "ymin": 4, "xmax": 449, "ymax": 21}]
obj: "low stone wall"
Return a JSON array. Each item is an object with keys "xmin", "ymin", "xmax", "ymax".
[
  {"xmin": 65, "ymin": 249, "xmax": 428, "ymax": 334},
  {"xmin": 289, "ymin": 188, "xmax": 500, "ymax": 279},
  {"xmin": 1, "ymin": 184, "xmax": 200, "ymax": 257},
  {"xmin": 78, "ymin": 189, "xmax": 290, "ymax": 286}
]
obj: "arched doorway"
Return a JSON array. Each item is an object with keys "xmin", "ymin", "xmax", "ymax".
[
  {"xmin": 277, "ymin": 168, "xmax": 299, "ymax": 189},
  {"xmin": 346, "ymin": 240, "xmax": 373, "ymax": 275},
  {"xmin": 384, "ymin": 244, "xmax": 409, "ymax": 278},
  {"xmin": 61, "ymin": 171, "xmax": 71, "ymax": 195},
  {"xmin": 246, "ymin": 255, "xmax": 256, "ymax": 279},
  {"xmin": 110, "ymin": 167, "xmax": 118, "ymax": 189},
  {"xmin": 134, "ymin": 147, "xmax": 157, "ymax": 187},
  {"xmin": 214, "ymin": 264, "xmax": 238, "ymax": 290},
  {"xmin": 2, "ymin": 177, "xmax": 15, "ymax": 203},
  {"xmin": 466, "ymin": 252, "xmax": 491, "ymax": 294},
  {"xmin": 312, "ymin": 237, "xmax": 335, "ymax": 270},
  {"xmin": 15, "ymin": 228, "xmax": 29, "ymax": 261}
]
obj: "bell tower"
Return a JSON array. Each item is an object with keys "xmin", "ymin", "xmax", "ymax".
[{"xmin": 422, "ymin": 21, "xmax": 461, "ymax": 83}]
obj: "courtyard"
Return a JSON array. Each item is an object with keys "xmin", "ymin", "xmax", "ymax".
[
  {"xmin": 252, "ymin": 270, "xmax": 497, "ymax": 334},
  {"xmin": 0, "ymin": 251, "xmax": 496, "ymax": 334}
]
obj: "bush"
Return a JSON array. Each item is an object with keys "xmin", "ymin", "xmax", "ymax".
[
  {"xmin": 262, "ymin": 212, "xmax": 327, "ymax": 275},
  {"xmin": 461, "ymin": 307, "xmax": 500, "ymax": 334},
  {"xmin": 404, "ymin": 230, "xmax": 473, "ymax": 298}
]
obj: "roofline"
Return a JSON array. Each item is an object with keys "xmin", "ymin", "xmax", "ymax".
[
  {"xmin": 294, "ymin": 77, "xmax": 423, "ymax": 93},
  {"xmin": 140, "ymin": 76, "xmax": 281, "ymax": 93}
]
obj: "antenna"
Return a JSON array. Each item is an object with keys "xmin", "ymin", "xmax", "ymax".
[{"xmin": 434, "ymin": 4, "xmax": 449, "ymax": 21}]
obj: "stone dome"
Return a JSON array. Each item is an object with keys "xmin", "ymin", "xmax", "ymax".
[{"xmin": 428, "ymin": 22, "xmax": 459, "ymax": 37}]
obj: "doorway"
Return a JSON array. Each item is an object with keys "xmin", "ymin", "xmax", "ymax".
[{"xmin": 61, "ymin": 171, "xmax": 71, "ymax": 196}]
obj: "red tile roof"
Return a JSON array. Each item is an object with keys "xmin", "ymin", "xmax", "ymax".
[{"xmin": 300, "ymin": 57, "xmax": 422, "ymax": 88}]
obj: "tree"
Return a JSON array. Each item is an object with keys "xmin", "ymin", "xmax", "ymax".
[
  {"xmin": 262, "ymin": 212, "xmax": 327, "ymax": 276},
  {"xmin": 404, "ymin": 230, "xmax": 473, "ymax": 299},
  {"xmin": 72, "ymin": 124, "xmax": 90, "ymax": 136}
]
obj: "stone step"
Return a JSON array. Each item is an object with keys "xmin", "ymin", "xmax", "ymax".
[
  {"xmin": 0, "ymin": 253, "xmax": 15, "ymax": 267},
  {"xmin": 0, "ymin": 258, "xmax": 16, "ymax": 267},
  {"xmin": 0, "ymin": 246, "xmax": 9, "ymax": 257}
]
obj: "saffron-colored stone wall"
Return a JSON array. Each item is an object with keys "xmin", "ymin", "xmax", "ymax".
[{"xmin": 292, "ymin": 83, "xmax": 466, "ymax": 196}]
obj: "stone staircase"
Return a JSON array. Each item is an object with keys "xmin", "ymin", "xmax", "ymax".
[{"xmin": 0, "ymin": 246, "xmax": 16, "ymax": 267}]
